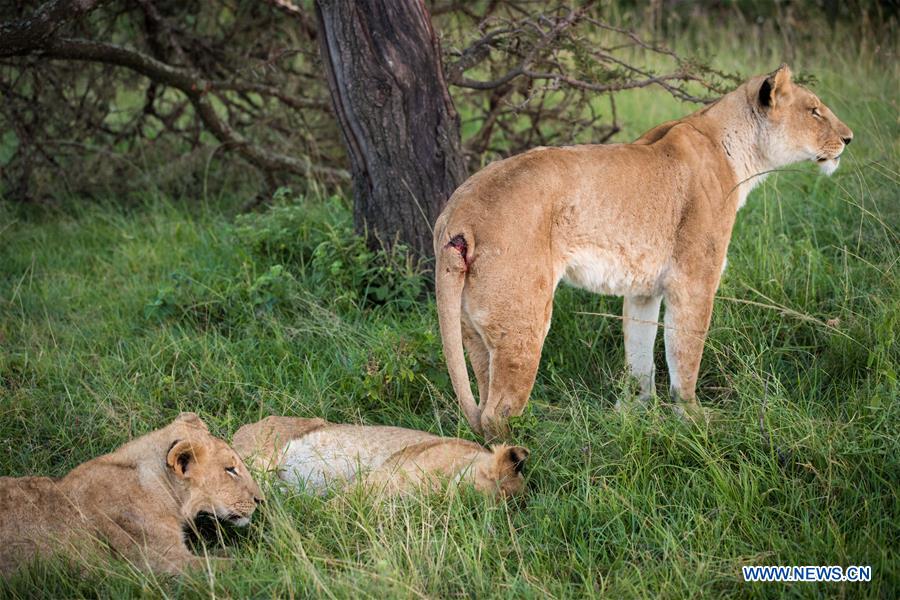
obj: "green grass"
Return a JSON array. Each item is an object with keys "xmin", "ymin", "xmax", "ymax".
[{"xmin": 1, "ymin": 28, "xmax": 899, "ymax": 600}]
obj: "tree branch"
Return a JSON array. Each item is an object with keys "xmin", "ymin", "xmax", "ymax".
[
  {"xmin": 261, "ymin": 0, "xmax": 318, "ymax": 40},
  {"xmin": 0, "ymin": 0, "xmax": 107, "ymax": 57},
  {"xmin": 28, "ymin": 37, "xmax": 348, "ymax": 181},
  {"xmin": 446, "ymin": 5, "xmax": 715, "ymax": 104}
]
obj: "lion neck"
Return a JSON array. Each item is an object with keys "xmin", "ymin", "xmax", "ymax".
[
  {"xmin": 111, "ymin": 427, "xmax": 194, "ymax": 519},
  {"xmin": 691, "ymin": 86, "xmax": 778, "ymax": 209}
]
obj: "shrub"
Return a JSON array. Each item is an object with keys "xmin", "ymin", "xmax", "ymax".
[{"xmin": 236, "ymin": 190, "xmax": 426, "ymax": 311}]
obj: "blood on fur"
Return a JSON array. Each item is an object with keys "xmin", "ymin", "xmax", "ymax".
[{"xmin": 446, "ymin": 234, "xmax": 470, "ymax": 270}]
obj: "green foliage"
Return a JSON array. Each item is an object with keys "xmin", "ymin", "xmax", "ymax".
[
  {"xmin": 249, "ymin": 264, "xmax": 297, "ymax": 312},
  {"xmin": 235, "ymin": 189, "xmax": 425, "ymax": 311},
  {"xmin": 144, "ymin": 280, "xmax": 179, "ymax": 320},
  {"xmin": 234, "ymin": 187, "xmax": 350, "ymax": 268}
]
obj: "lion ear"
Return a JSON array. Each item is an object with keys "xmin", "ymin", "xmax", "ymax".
[
  {"xmin": 495, "ymin": 445, "xmax": 529, "ymax": 475},
  {"xmin": 759, "ymin": 64, "xmax": 793, "ymax": 109},
  {"xmin": 174, "ymin": 412, "xmax": 208, "ymax": 431},
  {"xmin": 773, "ymin": 64, "xmax": 793, "ymax": 86},
  {"xmin": 166, "ymin": 439, "xmax": 205, "ymax": 478}
]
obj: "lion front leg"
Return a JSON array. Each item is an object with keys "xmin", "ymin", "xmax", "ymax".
[
  {"xmin": 145, "ymin": 535, "xmax": 229, "ymax": 575},
  {"xmin": 108, "ymin": 516, "xmax": 207, "ymax": 574},
  {"xmin": 662, "ymin": 281, "xmax": 717, "ymax": 420},
  {"xmin": 620, "ymin": 294, "xmax": 663, "ymax": 407}
]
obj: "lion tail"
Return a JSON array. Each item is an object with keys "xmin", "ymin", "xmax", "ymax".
[{"xmin": 434, "ymin": 226, "xmax": 482, "ymax": 435}]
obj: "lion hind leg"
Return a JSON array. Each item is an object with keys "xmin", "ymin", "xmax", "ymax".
[
  {"xmin": 461, "ymin": 317, "xmax": 491, "ymax": 412},
  {"xmin": 478, "ymin": 291, "xmax": 553, "ymax": 441},
  {"xmin": 480, "ymin": 342, "xmax": 543, "ymax": 441}
]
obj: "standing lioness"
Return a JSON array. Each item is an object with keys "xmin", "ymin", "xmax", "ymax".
[{"xmin": 434, "ymin": 65, "xmax": 852, "ymax": 439}]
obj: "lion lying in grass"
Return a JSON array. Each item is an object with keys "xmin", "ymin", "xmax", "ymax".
[
  {"xmin": 232, "ymin": 416, "xmax": 528, "ymax": 497},
  {"xmin": 0, "ymin": 413, "xmax": 263, "ymax": 575}
]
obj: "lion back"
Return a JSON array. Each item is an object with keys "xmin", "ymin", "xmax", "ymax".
[{"xmin": 0, "ymin": 476, "xmax": 73, "ymax": 574}]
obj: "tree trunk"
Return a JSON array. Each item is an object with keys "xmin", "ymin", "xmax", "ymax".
[{"xmin": 315, "ymin": 0, "xmax": 467, "ymax": 260}]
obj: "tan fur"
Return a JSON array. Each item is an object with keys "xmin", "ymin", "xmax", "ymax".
[
  {"xmin": 0, "ymin": 413, "xmax": 263, "ymax": 575},
  {"xmin": 233, "ymin": 416, "xmax": 528, "ymax": 497},
  {"xmin": 232, "ymin": 415, "xmax": 329, "ymax": 472},
  {"xmin": 433, "ymin": 65, "xmax": 853, "ymax": 439}
]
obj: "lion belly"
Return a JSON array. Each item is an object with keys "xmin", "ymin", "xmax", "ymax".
[
  {"xmin": 279, "ymin": 436, "xmax": 360, "ymax": 491},
  {"xmin": 561, "ymin": 246, "xmax": 668, "ymax": 297},
  {"xmin": 278, "ymin": 427, "xmax": 433, "ymax": 493}
]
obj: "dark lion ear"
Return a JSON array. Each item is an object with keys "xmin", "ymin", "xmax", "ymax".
[
  {"xmin": 506, "ymin": 446, "xmax": 530, "ymax": 474},
  {"xmin": 759, "ymin": 64, "xmax": 793, "ymax": 109},
  {"xmin": 166, "ymin": 439, "xmax": 203, "ymax": 478},
  {"xmin": 758, "ymin": 77, "xmax": 774, "ymax": 108}
]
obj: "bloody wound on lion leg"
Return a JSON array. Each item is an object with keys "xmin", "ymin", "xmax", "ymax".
[{"xmin": 446, "ymin": 234, "xmax": 469, "ymax": 271}]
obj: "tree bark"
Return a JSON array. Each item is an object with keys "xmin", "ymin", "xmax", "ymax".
[{"xmin": 314, "ymin": 0, "xmax": 467, "ymax": 260}]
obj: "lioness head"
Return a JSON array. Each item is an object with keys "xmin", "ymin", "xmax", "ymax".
[
  {"xmin": 473, "ymin": 445, "xmax": 529, "ymax": 497},
  {"xmin": 751, "ymin": 64, "xmax": 853, "ymax": 176},
  {"xmin": 165, "ymin": 413, "xmax": 264, "ymax": 526}
]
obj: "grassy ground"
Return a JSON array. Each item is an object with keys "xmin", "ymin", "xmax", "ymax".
[{"xmin": 1, "ymin": 24, "xmax": 898, "ymax": 600}]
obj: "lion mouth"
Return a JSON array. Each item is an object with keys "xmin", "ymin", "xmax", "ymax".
[
  {"xmin": 816, "ymin": 155, "xmax": 841, "ymax": 176},
  {"xmin": 226, "ymin": 513, "xmax": 251, "ymax": 526},
  {"xmin": 205, "ymin": 507, "xmax": 252, "ymax": 527},
  {"xmin": 817, "ymin": 152, "xmax": 842, "ymax": 163}
]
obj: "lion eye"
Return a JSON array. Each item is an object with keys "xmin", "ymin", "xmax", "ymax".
[
  {"xmin": 225, "ymin": 466, "xmax": 238, "ymax": 476},
  {"xmin": 811, "ymin": 107, "xmax": 822, "ymax": 118}
]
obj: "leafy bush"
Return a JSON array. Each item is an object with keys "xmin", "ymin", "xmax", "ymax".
[
  {"xmin": 249, "ymin": 265, "xmax": 298, "ymax": 313},
  {"xmin": 236, "ymin": 189, "xmax": 426, "ymax": 311},
  {"xmin": 234, "ymin": 188, "xmax": 349, "ymax": 269}
]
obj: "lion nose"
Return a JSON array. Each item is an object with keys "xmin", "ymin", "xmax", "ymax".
[
  {"xmin": 254, "ymin": 496, "xmax": 264, "ymax": 505},
  {"xmin": 842, "ymin": 135, "xmax": 852, "ymax": 146}
]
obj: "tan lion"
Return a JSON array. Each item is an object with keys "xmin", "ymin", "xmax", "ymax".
[
  {"xmin": 0, "ymin": 413, "xmax": 263, "ymax": 575},
  {"xmin": 232, "ymin": 416, "xmax": 528, "ymax": 497},
  {"xmin": 434, "ymin": 65, "xmax": 853, "ymax": 439}
]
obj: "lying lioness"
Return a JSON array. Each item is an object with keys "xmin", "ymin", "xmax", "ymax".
[
  {"xmin": 232, "ymin": 416, "xmax": 528, "ymax": 497},
  {"xmin": 434, "ymin": 65, "xmax": 853, "ymax": 438},
  {"xmin": 0, "ymin": 413, "xmax": 263, "ymax": 575}
]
